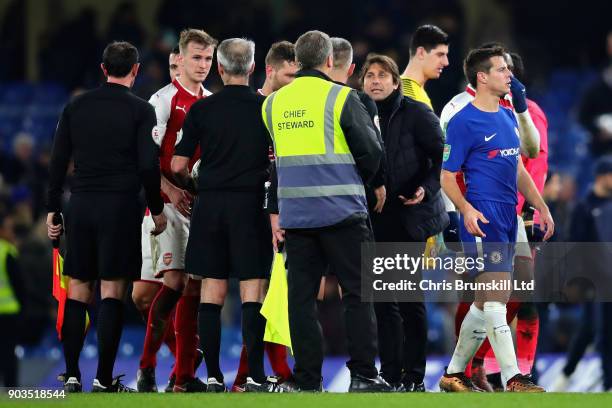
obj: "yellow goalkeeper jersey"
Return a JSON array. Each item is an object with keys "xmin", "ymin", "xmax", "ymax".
[{"xmin": 401, "ymin": 76, "xmax": 432, "ymax": 110}]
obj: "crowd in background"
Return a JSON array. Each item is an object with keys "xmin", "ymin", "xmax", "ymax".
[{"xmin": 0, "ymin": 0, "xmax": 611, "ymax": 368}]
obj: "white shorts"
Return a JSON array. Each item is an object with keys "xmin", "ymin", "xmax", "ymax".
[
  {"xmin": 140, "ymin": 204, "xmax": 192, "ymax": 280},
  {"xmin": 514, "ymin": 215, "xmax": 532, "ymax": 260},
  {"xmin": 140, "ymin": 214, "xmax": 161, "ymax": 282},
  {"xmin": 441, "ymin": 190, "xmax": 456, "ymax": 212}
]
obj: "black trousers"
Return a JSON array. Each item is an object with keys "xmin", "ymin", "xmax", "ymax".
[
  {"xmin": 285, "ymin": 214, "xmax": 378, "ymax": 389},
  {"xmin": 0, "ymin": 315, "xmax": 18, "ymax": 387},
  {"xmin": 371, "ymin": 207, "xmax": 428, "ymax": 384}
]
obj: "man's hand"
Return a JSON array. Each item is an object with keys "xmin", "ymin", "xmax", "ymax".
[
  {"xmin": 373, "ymin": 185, "xmax": 386, "ymax": 213},
  {"xmin": 270, "ymin": 214, "xmax": 285, "ymax": 252},
  {"xmin": 167, "ymin": 184, "xmax": 193, "ymax": 218},
  {"xmin": 46, "ymin": 212, "xmax": 62, "ymax": 240},
  {"xmin": 510, "ymin": 76, "xmax": 528, "ymax": 113},
  {"xmin": 151, "ymin": 212, "xmax": 167, "ymax": 236},
  {"xmin": 461, "ymin": 203, "xmax": 489, "ymax": 237},
  {"xmin": 399, "ymin": 186, "xmax": 425, "ymax": 206},
  {"xmin": 538, "ymin": 206, "xmax": 555, "ymax": 241}
]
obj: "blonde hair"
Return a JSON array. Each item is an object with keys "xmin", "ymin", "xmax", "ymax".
[{"xmin": 178, "ymin": 28, "xmax": 218, "ymax": 54}]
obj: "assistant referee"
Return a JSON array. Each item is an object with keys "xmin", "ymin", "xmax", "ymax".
[{"xmin": 47, "ymin": 41, "xmax": 166, "ymax": 393}]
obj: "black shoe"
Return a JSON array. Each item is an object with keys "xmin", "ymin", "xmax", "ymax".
[
  {"xmin": 245, "ymin": 376, "xmax": 282, "ymax": 392},
  {"xmin": 62, "ymin": 376, "xmax": 82, "ymax": 393},
  {"xmin": 92, "ymin": 375, "xmax": 136, "ymax": 393},
  {"xmin": 409, "ymin": 382, "xmax": 426, "ymax": 392},
  {"xmin": 277, "ymin": 380, "xmax": 323, "ymax": 393},
  {"xmin": 206, "ymin": 377, "xmax": 227, "ymax": 393},
  {"xmin": 349, "ymin": 374, "xmax": 393, "ymax": 393},
  {"xmin": 164, "ymin": 374, "xmax": 175, "ymax": 393},
  {"xmin": 173, "ymin": 377, "xmax": 207, "ymax": 393},
  {"xmin": 136, "ymin": 367, "xmax": 158, "ymax": 392}
]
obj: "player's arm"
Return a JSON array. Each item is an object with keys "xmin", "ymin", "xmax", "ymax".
[
  {"xmin": 440, "ymin": 119, "xmax": 488, "ymax": 237},
  {"xmin": 517, "ymin": 158, "xmax": 554, "ymax": 240},
  {"xmin": 171, "ymin": 107, "xmax": 199, "ymax": 190},
  {"xmin": 161, "ymin": 174, "xmax": 192, "ymax": 218},
  {"xmin": 441, "ymin": 170, "xmax": 488, "ymax": 237},
  {"xmin": 511, "ymin": 76, "xmax": 539, "ymax": 158}
]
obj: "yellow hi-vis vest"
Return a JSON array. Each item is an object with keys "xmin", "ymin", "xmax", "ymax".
[
  {"xmin": 262, "ymin": 75, "xmax": 368, "ymax": 228},
  {"xmin": 0, "ymin": 240, "xmax": 20, "ymax": 314}
]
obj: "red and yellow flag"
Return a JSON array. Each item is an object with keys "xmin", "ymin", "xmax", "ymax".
[{"xmin": 52, "ymin": 248, "xmax": 89, "ymax": 340}]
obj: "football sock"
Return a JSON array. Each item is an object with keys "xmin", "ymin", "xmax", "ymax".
[
  {"xmin": 265, "ymin": 342, "xmax": 292, "ymax": 381},
  {"xmin": 517, "ymin": 303, "xmax": 539, "ymax": 374},
  {"xmin": 242, "ymin": 302, "xmax": 267, "ymax": 383},
  {"xmin": 199, "ymin": 303, "xmax": 223, "ymax": 382},
  {"xmin": 62, "ymin": 298, "xmax": 88, "ymax": 381},
  {"xmin": 482, "ymin": 301, "xmax": 522, "ymax": 374},
  {"xmin": 95, "ymin": 298, "xmax": 124, "ymax": 387},
  {"xmin": 174, "ymin": 295, "xmax": 199, "ymax": 385},
  {"xmin": 483, "ymin": 302, "xmax": 520, "ymax": 385},
  {"xmin": 233, "ymin": 344, "xmax": 249, "ymax": 387},
  {"xmin": 447, "ymin": 304, "xmax": 487, "ymax": 374},
  {"xmin": 139, "ymin": 285, "xmax": 182, "ymax": 369}
]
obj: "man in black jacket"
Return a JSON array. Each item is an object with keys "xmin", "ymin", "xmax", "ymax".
[
  {"xmin": 46, "ymin": 41, "xmax": 166, "ymax": 393},
  {"xmin": 361, "ymin": 53, "xmax": 448, "ymax": 391}
]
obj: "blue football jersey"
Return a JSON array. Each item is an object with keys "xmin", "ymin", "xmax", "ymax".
[{"xmin": 442, "ymin": 103, "xmax": 520, "ymax": 205}]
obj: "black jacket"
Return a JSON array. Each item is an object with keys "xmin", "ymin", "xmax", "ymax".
[{"xmin": 377, "ymin": 90, "xmax": 448, "ymax": 240}]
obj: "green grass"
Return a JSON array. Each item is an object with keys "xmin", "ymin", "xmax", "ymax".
[{"xmin": 2, "ymin": 393, "xmax": 612, "ymax": 408}]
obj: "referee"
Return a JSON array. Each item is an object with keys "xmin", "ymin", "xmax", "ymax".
[
  {"xmin": 171, "ymin": 38, "xmax": 275, "ymax": 392},
  {"xmin": 47, "ymin": 41, "xmax": 166, "ymax": 393}
]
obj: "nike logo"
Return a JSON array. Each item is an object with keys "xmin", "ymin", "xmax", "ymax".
[
  {"xmin": 175, "ymin": 105, "xmax": 187, "ymax": 113},
  {"xmin": 484, "ymin": 133, "xmax": 497, "ymax": 141}
]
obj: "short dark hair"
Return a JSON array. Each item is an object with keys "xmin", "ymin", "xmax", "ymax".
[
  {"xmin": 359, "ymin": 53, "xmax": 401, "ymax": 88},
  {"xmin": 463, "ymin": 46, "xmax": 506, "ymax": 88},
  {"xmin": 171, "ymin": 45, "xmax": 180, "ymax": 55},
  {"xmin": 295, "ymin": 30, "xmax": 332, "ymax": 70},
  {"xmin": 509, "ymin": 52, "xmax": 525, "ymax": 82},
  {"xmin": 409, "ymin": 24, "xmax": 449, "ymax": 56},
  {"xmin": 265, "ymin": 41, "xmax": 295, "ymax": 68},
  {"xmin": 478, "ymin": 41, "xmax": 507, "ymax": 51},
  {"xmin": 102, "ymin": 41, "xmax": 139, "ymax": 77}
]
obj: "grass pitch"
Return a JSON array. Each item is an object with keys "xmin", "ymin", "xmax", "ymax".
[{"xmin": 2, "ymin": 393, "xmax": 612, "ymax": 408}]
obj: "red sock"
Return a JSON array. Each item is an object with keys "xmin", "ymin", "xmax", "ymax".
[
  {"xmin": 233, "ymin": 344, "xmax": 249, "ymax": 386},
  {"xmin": 164, "ymin": 313, "xmax": 177, "ymax": 357},
  {"xmin": 265, "ymin": 342, "xmax": 292, "ymax": 381},
  {"xmin": 516, "ymin": 316, "xmax": 539, "ymax": 374},
  {"xmin": 175, "ymin": 295, "xmax": 199, "ymax": 385},
  {"xmin": 140, "ymin": 285, "xmax": 182, "ymax": 369},
  {"xmin": 455, "ymin": 302, "xmax": 471, "ymax": 337}
]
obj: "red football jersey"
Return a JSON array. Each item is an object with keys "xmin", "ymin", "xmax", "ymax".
[{"xmin": 149, "ymin": 79, "xmax": 211, "ymax": 201}]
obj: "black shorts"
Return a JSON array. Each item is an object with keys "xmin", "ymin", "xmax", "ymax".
[
  {"xmin": 186, "ymin": 191, "xmax": 273, "ymax": 280},
  {"xmin": 63, "ymin": 192, "xmax": 141, "ymax": 281}
]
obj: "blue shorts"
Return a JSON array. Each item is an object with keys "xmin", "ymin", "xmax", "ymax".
[{"xmin": 459, "ymin": 200, "xmax": 517, "ymax": 274}]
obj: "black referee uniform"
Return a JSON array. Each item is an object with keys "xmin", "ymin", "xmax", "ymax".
[
  {"xmin": 174, "ymin": 84, "xmax": 272, "ymax": 386},
  {"xmin": 175, "ymin": 85, "xmax": 272, "ymax": 281},
  {"xmin": 47, "ymin": 76, "xmax": 163, "ymax": 391},
  {"xmin": 48, "ymin": 82, "xmax": 164, "ymax": 279}
]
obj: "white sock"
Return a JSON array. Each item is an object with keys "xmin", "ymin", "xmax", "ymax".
[
  {"xmin": 447, "ymin": 304, "xmax": 487, "ymax": 374},
  {"xmin": 483, "ymin": 301, "xmax": 520, "ymax": 386}
]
